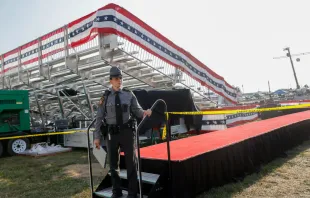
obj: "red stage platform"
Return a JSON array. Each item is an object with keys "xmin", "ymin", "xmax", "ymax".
[
  {"xmin": 139, "ymin": 110, "xmax": 310, "ymax": 162},
  {"xmin": 102, "ymin": 110, "xmax": 310, "ymax": 198}
]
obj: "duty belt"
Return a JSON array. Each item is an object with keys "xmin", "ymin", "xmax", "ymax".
[{"xmin": 108, "ymin": 120, "xmax": 133, "ymax": 134}]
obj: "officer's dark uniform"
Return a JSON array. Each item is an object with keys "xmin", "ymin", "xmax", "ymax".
[{"xmin": 94, "ymin": 67, "xmax": 145, "ymax": 198}]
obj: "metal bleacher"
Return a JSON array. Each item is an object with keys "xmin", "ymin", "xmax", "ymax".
[{"xmin": 0, "ymin": 5, "xmax": 224, "ymax": 127}]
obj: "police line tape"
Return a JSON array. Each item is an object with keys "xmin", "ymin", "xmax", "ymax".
[
  {"xmin": 0, "ymin": 129, "xmax": 94, "ymax": 141},
  {"xmin": 161, "ymin": 103, "xmax": 310, "ymax": 139},
  {"xmin": 166, "ymin": 103, "xmax": 310, "ymax": 115},
  {"xmin": 2, "ymin": 103, "xmax": 310, "ymax": 141}
]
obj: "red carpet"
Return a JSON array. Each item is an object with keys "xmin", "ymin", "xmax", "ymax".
[{"xmin": 140, "ymin": 110, "xmax": 310, "ymax": 161}]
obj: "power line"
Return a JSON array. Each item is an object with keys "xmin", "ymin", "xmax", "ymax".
[{"xmin": 273, "ymin": 51, "xmax": 310, "ymax": 59}]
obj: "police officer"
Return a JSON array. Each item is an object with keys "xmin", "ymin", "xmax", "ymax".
[{"xmin": 94, "ymin": 66, "xmax": 152, "ymax": 198}]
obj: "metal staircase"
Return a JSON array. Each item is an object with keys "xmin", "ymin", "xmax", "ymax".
[{"xmin": 94, "ymin": 170, "xmax": 160, "ymax": 198}]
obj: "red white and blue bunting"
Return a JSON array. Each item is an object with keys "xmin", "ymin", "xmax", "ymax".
[{"xmin": 0, "ymin": 3, "xmax": 237, "ymax": 104}]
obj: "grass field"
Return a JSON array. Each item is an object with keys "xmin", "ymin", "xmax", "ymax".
[{"xmin": 1, "ymin": 141, "xmax": 310, "ymax": 198}]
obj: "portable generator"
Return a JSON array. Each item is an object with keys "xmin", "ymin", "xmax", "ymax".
[{"xmin": 0, "ymin": 90, "xmax": 30, "ymax": 156}]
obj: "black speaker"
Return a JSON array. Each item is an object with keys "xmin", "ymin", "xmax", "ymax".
[{"xmin": 54, "ymin": 119, "xmax": 69, "ymax": 130}]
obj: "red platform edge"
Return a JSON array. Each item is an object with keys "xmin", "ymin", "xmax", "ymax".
[{"xmin": 138, "ymin": 110, "xmax": 310, "ymax": 161}]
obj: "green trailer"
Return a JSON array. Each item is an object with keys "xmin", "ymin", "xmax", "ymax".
[{"xmin": 0, "ymin": 90, "xmax": 31, "ymax": 157}]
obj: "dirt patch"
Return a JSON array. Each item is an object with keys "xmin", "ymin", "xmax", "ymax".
[
  {"xmin": 0, "ymin": 178, "xmax": 14, "ymax": 186},
  {"xmin": 63, "ymin": 163, "xmax": 107, "ymax": 178}
]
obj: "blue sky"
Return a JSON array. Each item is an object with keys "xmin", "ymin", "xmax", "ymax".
[{"xmin": 1, "ymin": 0, "xmax": 310, "ymax": 93}]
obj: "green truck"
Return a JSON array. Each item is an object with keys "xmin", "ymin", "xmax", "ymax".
[{"xmin": 0, "ymin": 90, "xmax": 31, "ymax": 157}]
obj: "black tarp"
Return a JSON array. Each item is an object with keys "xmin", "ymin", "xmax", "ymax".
[{"xmin": 132, "ymin": 89, "xmax": 202, "ymax": 134}]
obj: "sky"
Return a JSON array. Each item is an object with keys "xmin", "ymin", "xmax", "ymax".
[{"xmin": 1, "ymin": 0, "xmax": 310, "ymax": 93}]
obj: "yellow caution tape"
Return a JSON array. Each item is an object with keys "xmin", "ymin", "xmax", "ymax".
[
  {"xmin": 166, "ymin": 103, "xmax": 310, "ymax": 115},
  {"xmin": 0, "ymin": 129, "xmax": 94, "ymax": 141},
  {"xmin": 162, "ymin": 126, "xmax": 166, "ymax": 140},
  {"xmin": 2, "ymin": 103, "xmax": 309, "ymax": 141},
  {"xmin": 162, "ymin": 112, "xmax": 169, "ymax": 140}
]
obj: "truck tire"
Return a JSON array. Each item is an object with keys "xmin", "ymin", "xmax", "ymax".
[
  {"xmin": 7, "ymin": 138, "xmax": 30, "ymax": 156},
  {"xmin": 0, "ymin": 141, "xmax": 3, "ymax": 157}
]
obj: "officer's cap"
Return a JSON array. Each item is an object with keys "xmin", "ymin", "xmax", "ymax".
[{"xmin": 109, "ymin": 67, "xmax": 122, "ymax": 78}]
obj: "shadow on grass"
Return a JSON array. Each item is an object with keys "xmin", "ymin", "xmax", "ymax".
[{"xmin": 197, "ymin": 139, "xmax": 310, "ymax": 198}]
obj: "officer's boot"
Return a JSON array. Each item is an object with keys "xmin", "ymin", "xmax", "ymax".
[{"xmin": 110, "ymin": 169, "xmax": 123, "ymax": 197}]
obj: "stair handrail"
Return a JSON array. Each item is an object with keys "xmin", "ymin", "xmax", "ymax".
[
  {"xmin": 86, "ymin": 118, "xmax": 96, "ymax": 197},
  {"xmin": 135, "ymin": 99, "xmax": 168, "ymax": 198}
]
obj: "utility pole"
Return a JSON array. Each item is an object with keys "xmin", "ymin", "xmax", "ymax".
[
  {"xmin": 273, "ymin": 47, "xmax": 308, "ymax": 90},
  {"xmin": 283, "ymin": 47, "xmax": 300, "ymax": 89},
  {"xmin": 268, "ymin": 80, "xmax": 272, "ymax": 100}
]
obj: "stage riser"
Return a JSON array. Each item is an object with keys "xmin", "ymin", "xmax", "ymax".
[
  {"xmin": 177, "ymin": 120, "xmax": 310, "ymax": 198},
  {"xmin": 120, "ymin": 119, "xmax": 310, "ymax": 198}
]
